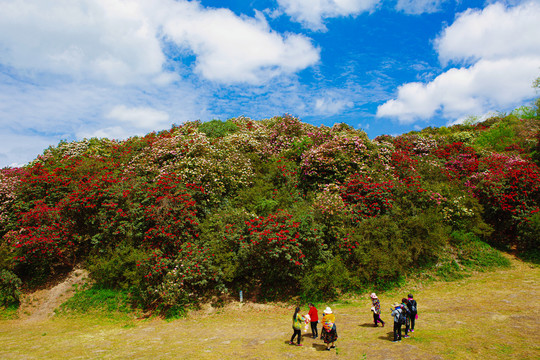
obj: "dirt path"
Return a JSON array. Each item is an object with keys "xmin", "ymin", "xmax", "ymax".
[
  {"xmin": 17, "ymin": 268, "xmax": 89, "ymax": 322},
  {"xmin": 1, "ymin": 257, "xmax": 538, "ymax": 359}
]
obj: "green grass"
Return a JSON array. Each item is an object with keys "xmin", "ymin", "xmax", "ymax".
[
  {"xmin": 0, "ymin": 304, "xmax": 18, "ymax": 320},
  {"xmin": 0, "ymin": 254, "xmax": 537, "ymax": 359},
  {"xmin": 55, "ymin": 284, "xmax": 140, "ymax": 324}
]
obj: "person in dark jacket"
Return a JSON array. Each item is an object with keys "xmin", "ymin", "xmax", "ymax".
[
  {"xmin": 401, "ymin": 298, "xmax": 411, "ymax": 337},
  {"xmin": 408, "ymin": 294, "xmax": 418, "ymax": 332}
]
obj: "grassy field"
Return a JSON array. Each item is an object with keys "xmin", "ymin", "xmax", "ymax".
[{"xmin": 1, "ymin": 255, "xmax": 538, "ymax": 359}]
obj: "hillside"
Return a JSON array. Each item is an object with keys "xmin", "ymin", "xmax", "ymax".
[{"xmin": 0, "ymin": 102, "xmax": 539, "ymax": 313}]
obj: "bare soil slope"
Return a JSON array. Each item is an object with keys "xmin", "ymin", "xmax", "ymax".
[{"xmin": 17, "ymin": 268, "xmax": 89, "ymax": 322}]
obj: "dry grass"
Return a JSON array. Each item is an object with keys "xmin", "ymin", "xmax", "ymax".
[{"xmin": 1, "ymin": 255, "xmax": 538, "ymax": 359}]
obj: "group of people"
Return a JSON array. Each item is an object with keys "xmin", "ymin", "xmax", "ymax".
[
  {"xmin": 289, "ymin": 303, "xmax": 337, "ymax": 351},
  {"xmin": 371, "ymin": 293, "xmax": 418, "ymax": 342},
  {"xmin": 289, "ymin": 293, "xmax": 419, "ymax": 350}
]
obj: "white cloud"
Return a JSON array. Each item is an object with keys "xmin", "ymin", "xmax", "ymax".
[
  {"xmin": 395, "ymin": 0, "xmax": 451, "ymax": 15},
  {"xmin": 106, "ymin": 105, "xmax": 170, "ymax": 130},
  {"xmin": 0, "ymin": 0, "xmax": 319, "ymax": 85},
  {"xmin": 0, "ymin": 0, "xmax": 166, "ymax": 86},
  {"xmin": 276, "ymin": 0, "xmax": 380, "ymax": 31},
  {"xmin": 314, "ymin": 95, "xmax": 354, "ymax": 115},
  {"xmin": 436, "ymin": 1, "xmax": 540, "ymax": 65},
  {"xmin": 158, "ymin": 3, "xmax": 320, "ymax": 83},
  {"xmin": 377, "ymin": 2, "xmax": 540, "ymax": 123}
]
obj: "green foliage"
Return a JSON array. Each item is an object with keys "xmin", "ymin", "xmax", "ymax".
[
  {"xmin": 346, "ymin": 216, "xmax": 407, "ymax": 285},
  {"xmin": 473, "ymin": 116, "xmax": 519, "ymax": 151},
  {"xmin": 0, "ymin": 269, "xmax": 22, "ymax": 306},
  {"xmin": 198, "ymin": 119, "xmax": 238, "ymax": 138},
  {"xmin": 451, "ymin": 231, "xmax": 509, "ymax": 268},
  {"xmin": 300, "ymin": 257, "xmax": 354, "ymax": 301},
  {"xmin": 86, "ymin": 245, "xmax": 150, "ymax": 290},
  {"xmin": 516, "ymin": 213, "xmax": 540, "ymax": 263}
]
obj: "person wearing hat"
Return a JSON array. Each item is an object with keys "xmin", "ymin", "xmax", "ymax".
[
  {"xmin": 370, "ymin": 293, "xmax": 385, "ymax": 327},
  {"xmin": 321, "ymin": 307, "xmax": 338, "ymax": 350},
  {"xmin": 391, "ymin": 302, "xmax": 403, "ymax": 342}
]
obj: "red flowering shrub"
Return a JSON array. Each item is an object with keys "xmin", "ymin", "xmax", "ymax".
[
  {"xmin": 340, "ymin": 174, "xmax": 394, "ymax": 222},
  {"xmin": 135, "ymin": 243, "xmax": 221, "ymax": 310},
  {"xmin": 390, "ymin": 150, "xmax": 418, "ymax": 178},
  {"xmin": 435, "ymin": 142, "xmax": 479, "ymax": 179},
  {"xmin": 6, "ymin": 200, "xmax": 76, "ymax": 273},
  {"xmin": 467, "ymin": 154, "xmax": 540, "ymax": 249},
  {"xmin": 226, "ymin": 210, "xmax": 325, "ymax": 289},
  {"xmin": 141, "ymin": 173, "xmax": 203, "ymax": 255}
]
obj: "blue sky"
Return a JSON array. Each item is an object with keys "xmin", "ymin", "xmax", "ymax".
[{"xmin": 1, "ymin": 0, "xmax": 539, "ymax": 167}]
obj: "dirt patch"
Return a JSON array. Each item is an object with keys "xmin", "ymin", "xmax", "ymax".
[{"xmin": 17, "ymin": 268, "xmax": 90, "ymax": 322}]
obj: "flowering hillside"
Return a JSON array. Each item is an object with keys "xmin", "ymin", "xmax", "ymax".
[{"xmin": 1, "ymin": 107, "xmax": 539, "ymax": 313}]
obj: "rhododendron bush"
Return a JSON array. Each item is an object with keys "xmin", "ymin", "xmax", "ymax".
[
  {"xmin": 0, "ymin": 111, "xmax": 538, "ymax": 311},
  {"xmin": 224, "ymin": 210, "xmax": 327, "ymax": 290}
]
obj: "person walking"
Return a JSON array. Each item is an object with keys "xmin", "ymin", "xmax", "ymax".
[
  {"xmin": 308, "ymin": 303, "xmax": 319, "ymax": 339},
  {"xmin": 408, "ymin": 294, "xmax": 418, "ymax": 332},
  {"xmin": 289, "ymin": 307, "xmax": 304, "ymax": 346},
  {"xmin": 391, "ymin": 303, "xmax": 403, "ymax": 342},
  {"xmin": 370, "ymin": 293, "xmax": 385, "ymax": 327},
  {"xmin": 321, "ymin": 307, "xmax": 338, "ymax": 351}
]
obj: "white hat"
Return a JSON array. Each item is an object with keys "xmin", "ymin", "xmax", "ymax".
[
  {"xmin": 370, "ymin": 293, "xmax": 377, "ymax": 299},
  {"xmin": 324, "ymin": 307, "xmax": 332, "ymax": 314}
]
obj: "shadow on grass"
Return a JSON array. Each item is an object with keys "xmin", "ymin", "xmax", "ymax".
[
  {"xmin": 311, "ymin": 343, "xmax": 329, "ymax": 351},
  {"xmin": 359, "ymin": 322, "xmax": 378, "ymax": 328},
  {"xmin": 378, "ymin": 331, "xmax": 394, "ymax": 342}
]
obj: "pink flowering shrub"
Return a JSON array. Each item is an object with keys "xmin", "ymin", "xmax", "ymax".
[{"xmin": 301, "ymin": 134, "xmax": 370, "ymax": 186}]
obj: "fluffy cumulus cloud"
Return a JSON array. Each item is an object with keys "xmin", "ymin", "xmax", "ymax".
[
  {"xmin": 377, "ymin": 1, "xmax": 540, "ymax": 123},
  {"xmin": 156, "ymin": 1, "xmax": 319, "ymax": 83},
  {"xmin": 276, "ymin": 0, "xmax": 380, "ymax": 31},
  {"xmin": 0, "ymin": 0, "xmax": 319, "ymax": 85},
  {"xmin": 395, "ymin": 0, "xmax": 451, "ymax": 15}
]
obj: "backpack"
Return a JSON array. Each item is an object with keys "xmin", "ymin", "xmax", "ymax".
[
  {"xmin": 323, "ymin": 319, "xmax": 334, "ymax": 332},
  {"xmin": 409, "ymin": 300, "xmax": 417, "ymax": 313},
  {"xmin": 398, "ymin": 308, "xmax": 407, "ymax": 325}
]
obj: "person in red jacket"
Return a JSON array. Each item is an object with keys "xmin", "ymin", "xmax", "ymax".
[{"xmin": 308, "ymin": 303, "xmax": 319, "ymax": 339}]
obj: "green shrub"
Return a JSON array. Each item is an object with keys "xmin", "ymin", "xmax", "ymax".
[
  {"xmin": 86, "ymin": 245, "xmax": 150, "ymax": 290},
  {"xmin": 473, "ymin": 117, "xmax": 518, "ymax": 151},
  {"xmin": 516, "ymin": 212, "xmax": 540, "ymax": 257},
  {"xmin": 0, "ymin": 269, "xmax": 22, "ymax": 306},
  {"xmin": 300, "ymin": 257, "xmax": 354, "ymax": 301},
  {"xmin": 345, "ymin": 216, "xmax": 407, "ymax": 285},
  {"xmin": 198, "ymin": 119, "xmax": 238, "ymax": 138}
]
